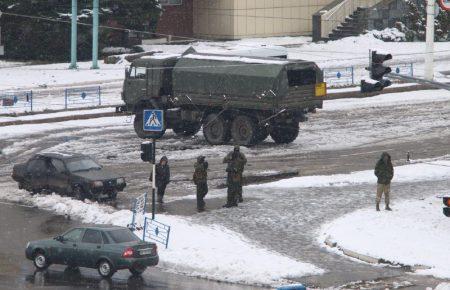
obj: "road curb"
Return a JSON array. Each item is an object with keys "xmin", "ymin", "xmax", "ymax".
[{"xmin": 324, "ymin": 236, "xmax": 431, "ymax": 270}]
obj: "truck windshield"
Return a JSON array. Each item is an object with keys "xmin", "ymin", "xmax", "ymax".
[
  {"xmin": 107, "ymin": 229, "xmax": 140, "ymax": 243},
  {"xmin": 66, "ymin": 158, "xmax": 101, "ymax": 172},
  {"xmin": 128, "ymin": 66, "xmax": 147, "ymax": 79}
]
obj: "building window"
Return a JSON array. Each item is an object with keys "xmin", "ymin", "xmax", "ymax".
[{"xmin": 159, "ymin": 0, "xmax": 182, "ymax": 5}]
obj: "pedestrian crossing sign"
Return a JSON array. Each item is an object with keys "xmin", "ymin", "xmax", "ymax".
[{"xmin": 143, "ymin": 110, "xmax": 164, "ymax": 132}]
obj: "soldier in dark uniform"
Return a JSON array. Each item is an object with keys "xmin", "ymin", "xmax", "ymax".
[
  {"xmin": 155, "ymin": 156, "xmax": 170, "ymax": 203},
  {"xmin": 223, "ymin": 146, "xmax": 247, "ymax": 208},
  {"xmin": 193, "ymin": 156, "xmax": 208, "ymax": 212}
]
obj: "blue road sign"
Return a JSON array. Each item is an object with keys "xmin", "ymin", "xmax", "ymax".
[{"xmin": 143, "ymin": 110, "xmax": 164, "ymax": 132}]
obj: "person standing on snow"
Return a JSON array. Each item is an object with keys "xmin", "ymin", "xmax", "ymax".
[
  {"xmin": 374, "ymin": 152, "xmax": 394, "ymax": 211},
  {"xmin": 223, "ymin": 146, "xmax": 247, "ymax": 207},
  {"xmin": 193, "ymin": 155, "xmax": 208, "ymax": 212},
  {"xmin": 155, "ymin": 156, "xmax": 170, "ymax": 203}
]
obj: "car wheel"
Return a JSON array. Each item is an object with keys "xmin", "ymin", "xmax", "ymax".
[
  {"xmin": 129, "ymin": 265, "xmax": 147, "ymax": 276},
  {"xmin": 33, "ymin": 251, "xmax": 49, "ymax": 270},
  {"xmin": 73, "ymin": 186, "xmax": 86, "ymax": 201},
  {"xmin": 97, "ymin": 260, "xmax": 114, "ymax": 278}
]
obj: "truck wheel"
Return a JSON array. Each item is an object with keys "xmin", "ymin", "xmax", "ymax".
[
  {"xmin": 231, "ymin": 115, "xmax": 258, "ymax": 146},
  {"xmin": 202, "ymin": 113, "xmax": 230, "ymax": 145},
  {"xmin": 255, "ymin": 126, "xmax": 270, "ymax": 143},
  {"xmin": 270, "ymin": 122, "xmax": 299, "ymax": 144},
  {"xmin": 134, "ymin": 113, "xmax": 166, "ymax": 139}
]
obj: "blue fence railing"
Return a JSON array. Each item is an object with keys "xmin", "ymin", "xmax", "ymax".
[
  {"xmin": 143, "ymin": 217, "xmax": 171, "ymax": 249},
  {"xmin": 0, "ymin": 90, "xmax": 33, "ymax": 111},
  {"xmin": 65, "ymin": 86, "xmax": 101, "ymax": 109},
  {"xmin": 323, "ymin": 63, "xmax": 414, "ymax": 87},
  {"xmin": 323, "ymin": 67, "xmax": 354, "ymax": 87}
]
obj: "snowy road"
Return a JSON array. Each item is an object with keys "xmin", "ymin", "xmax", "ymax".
[{"xmin": 1, "ymin": 89, "xmax": 450, "ymax": 287}]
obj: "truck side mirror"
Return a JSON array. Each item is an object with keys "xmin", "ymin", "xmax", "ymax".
[{"xmin": 54, "ymin": 236, "xmax": 65, "ymax": 243}]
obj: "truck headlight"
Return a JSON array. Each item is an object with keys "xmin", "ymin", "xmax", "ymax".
[
  {"xmin": 26, "ymin": 242, "xmax": 30, "ymax": 249},
  {"xmin": 91, "ymin": 181, "xmax": 103, "ymax": 188},
  {"xmin": 117, "ymin": 178, "xmax": 125, "ymax": 184}
]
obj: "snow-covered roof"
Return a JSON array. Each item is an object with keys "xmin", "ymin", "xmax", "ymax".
[{"xmin": 183, "ymin": 54, "xmax": 289, "ymax": 65}]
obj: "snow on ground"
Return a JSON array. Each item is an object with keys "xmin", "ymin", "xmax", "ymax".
[
  {"xmin": 249, "ymin": 159, "xmax": 450, "ymax": 189},
  {"xmin": 1, "ymin": 191, "xmax": 323, "ymax": 286},
  {"xmin": 323, "ymin": 89, "xmax": 450, "ymax": 111},
  {"xmin": 0, "ymin": 61, "xmax": 126, "ymax": 91},
  {"xmin": 0, "ymin": 116, "xmax": 131, "ymax": 140},
  {"xmin": 0, "ymin": 107, "xmax": 116, "ymax": 123},
  {"xmin": 318, "ymin": 195, "xmax": 450, "ymax": 279}
]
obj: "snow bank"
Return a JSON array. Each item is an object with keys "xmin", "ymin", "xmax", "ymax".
[
  {"xmin": 23, "ymin": 194, "xmax": 323, "ymax": 286},
  {"xmin": 323, "ymin": 89, "xmax": 450, "ymax": 111},
  {"xmin": 250, "ymin": 160, "xmax": 450, "ymax": 189},
  {"xmin": 318, "ymin": 195, "xmax": 450, "ymax": 279}
]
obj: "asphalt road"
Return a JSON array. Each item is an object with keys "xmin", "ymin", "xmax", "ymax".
[
  {"xmin": 0, "ymin": 202, "xmax": 260, "ymax": 290},
  {"xmin": 1, "ymin": 90, "xmax": 450, "ymax": 288}
]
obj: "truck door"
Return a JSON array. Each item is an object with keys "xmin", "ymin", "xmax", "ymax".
[{"xmin": 124, "ymin": 66, "xmax": 148, "ymax": 105}]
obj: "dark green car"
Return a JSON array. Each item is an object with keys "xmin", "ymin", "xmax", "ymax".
[{"xmin": 25, "ymin": 226, "xmax": 158, "ymax": 278}]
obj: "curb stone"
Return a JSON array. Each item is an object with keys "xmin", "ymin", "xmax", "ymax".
[{"xmin": 324, "ymin": 236, "xmax": 431, "ymax": 270}]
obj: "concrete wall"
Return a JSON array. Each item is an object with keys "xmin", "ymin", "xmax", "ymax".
[{"xmin": 193, "ymin": 0, "xmax": 334, "ymax": 39}]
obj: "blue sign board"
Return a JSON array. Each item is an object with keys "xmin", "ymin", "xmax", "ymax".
[{"xmin": 143, "ymin": 110, "xmax": 164, "ymax": 132}]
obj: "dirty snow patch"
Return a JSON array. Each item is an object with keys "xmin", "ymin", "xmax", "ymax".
[
  {"xmin": 16, "ymin": 193, "xmax": 324, "ymax": 286},
  {"xmin": 250, "ymin": 160, "xmax": 450, "ymax": 189},
  {"xmin": 318, "ymin": 196, "xmax": 450, "ymax": 279}
]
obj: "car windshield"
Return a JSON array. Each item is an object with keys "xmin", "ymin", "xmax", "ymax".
[
  {"xmin": 66, "ymin": 158, "xmax": 101, "ymax": 172},
  {"xmin": 107, "ymin": 229, "xmax": 140, "ymax": 243}
]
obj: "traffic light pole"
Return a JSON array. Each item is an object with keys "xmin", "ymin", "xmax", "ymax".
[
  {"xmin": 69, "ymin": 0, "xmax": 77, "ymax": 69},
  {"xmin": 424, "ymin": 0, "xmax": 436, "ymax": 80},
  {"xmin": 151, "ymin": 138, "xmax": 156, "ymax": 220}
]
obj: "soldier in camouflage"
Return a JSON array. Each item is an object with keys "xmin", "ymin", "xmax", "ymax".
[
  {"xmin": 223, "ymin": 146, "xmax": 247, "ymax": 208},
  {"xmin": 193, "ymin": 155, "xmax": 208, "ymax": 212},
  {"xmin": 374, "ymin": 152, "xmax": 394, "ymax": 211}
]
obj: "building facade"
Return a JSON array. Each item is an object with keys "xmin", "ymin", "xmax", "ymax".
[{"xmin": 156, "ymin": 0, "xmax": 334, "ymax": 40}]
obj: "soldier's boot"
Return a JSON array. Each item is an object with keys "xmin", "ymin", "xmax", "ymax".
[
  {"xmin": 376, "ymin": 203, "xmax": 380, "ymax": 211},
  {"xmin": 385, "ymin": 204, "xmax": 392, "ymax": 211},
  {"xmin": 157, "ymin": 195, "xmax": 164, "ymax": 204}
]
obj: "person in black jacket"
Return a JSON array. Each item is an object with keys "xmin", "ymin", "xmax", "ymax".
[
  {"xmin": 155, "ymin": 156, "xmax": 170, "ymax": 203},
  {"xmin": 374, "ymin": 152, "xmax": 394, "ymax": 211}
]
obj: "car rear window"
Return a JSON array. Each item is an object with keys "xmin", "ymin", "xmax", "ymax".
[{"xmin": 107, "ymin": 229, "xmax": 140, "ymax": 243}]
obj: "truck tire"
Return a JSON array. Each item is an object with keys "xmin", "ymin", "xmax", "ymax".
[
  {"xmin": 231, "ymin": 115, "xmax": 258, "ymax": 146},
  {"xmin": 134, "ymin": 113, "xmax": 166, "ymax": 139},
  {"xmin": 270, "ymin": 122, "xmax": 299, "ymax": 144},
  {"xmin": 173, "ymin": 122, "xmax": 201, "ymax": 137},
  {"xmin": 202, "ymin": 113, "xmax": 231, "ymax": 145},
  {"xmin": 255, "ymin": 126, "xmax": 270, "ymax": 143}
]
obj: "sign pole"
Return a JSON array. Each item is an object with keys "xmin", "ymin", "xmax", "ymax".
[
  {"xmin": 69, "ymin": 0, "xmax": 78, "ymax": 69},
  {"xmin": 151, "ymin": 138, "xmax": 156, "ymax": 220},
  {"xmin": 425, "ymin": 0, "xmax": 436, "ymax": 80},
  {"xmin": 91, "ymin": 0, "xmax": 100, "ymax": 69}
]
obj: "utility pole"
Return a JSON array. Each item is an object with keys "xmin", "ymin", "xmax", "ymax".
[
  {"xmin": 425, "ymin": 0, "xmax": 436, "ymax": 80},
  {"xmin": 91, "ymin": 0, "xmax": 99, "ymax": 69},
  {"xmin": 69, "ymin": 0, "xmax": 78, "ymax": 69}
]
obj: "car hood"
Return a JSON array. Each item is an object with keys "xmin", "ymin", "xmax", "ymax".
[{"xmin": 71, "ymin": 169, "xmax": 121, "ymax": 182}]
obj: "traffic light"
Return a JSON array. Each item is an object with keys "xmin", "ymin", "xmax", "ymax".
[
  {"xmin": 370, "ymin": 51, "xmax": 392, "ymax": 81},
  {"xmin": 140, "ymin": 142, "xmax": 154, "ymax": 163},
  {"xmin": 443, "ymin": 197, "xmax": 450, "ymax": 217},
  {"xmin": 361, "ymin": 50, "xmax": 393, "ymax": 93}
]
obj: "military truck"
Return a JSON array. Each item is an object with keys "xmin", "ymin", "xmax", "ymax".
[{"xmin": 119, "ymin": 51, "xmax": 326, "ymax": 146}]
